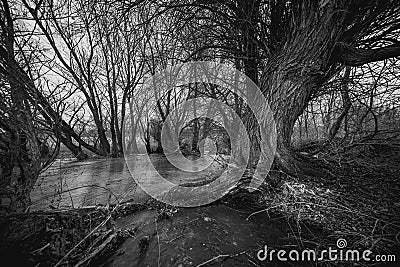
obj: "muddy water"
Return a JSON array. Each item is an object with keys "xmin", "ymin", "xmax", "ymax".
[
  {"xmin": 106, "ymin": 205, "xmax": 293, "ymax": 267},
  {"xmin": 31, "ymin": 155, "xmax": 225, "ymax": 210},
  {"xmin": 31, "ymin": 156, "xmax": 320, "ymax": 266}
]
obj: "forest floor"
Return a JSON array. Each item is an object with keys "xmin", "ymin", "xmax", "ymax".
[{"xmin": 0, "ymin": 144, "xmax": 399, "ymax": 266}]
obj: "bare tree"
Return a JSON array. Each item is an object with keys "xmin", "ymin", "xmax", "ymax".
[
  {"xmin": 139, "ymin": 0, "xmax": 400, "ymax": 174},
  {"xmin": 0, "ymin": 0, "xmax": 55, "ymax": 212}
]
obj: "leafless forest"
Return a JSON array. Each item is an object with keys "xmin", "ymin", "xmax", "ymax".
[{"xmin": 1, "ymin": 0, "xmax": 400, "ymax": 266}]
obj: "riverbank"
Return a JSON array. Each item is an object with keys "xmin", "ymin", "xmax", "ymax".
[{"xmin": 1, "ymin": 145, "xmax": 400, "ymax": 266}]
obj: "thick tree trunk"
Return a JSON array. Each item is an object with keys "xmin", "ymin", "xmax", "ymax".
[
  {"xmin": 0, "ymin": 0, "xmax": 41, "ymax": 212},
  {"xmin": 261, "ymin": 78, "xmax": 313, "ymax": 174},
  {"xmin": 237, "ymin": 2, "xmax": 351, "ymax": 177},
  {"xmin": 238, "ymin": 0, "xmax": 261, "ymax": 167}
]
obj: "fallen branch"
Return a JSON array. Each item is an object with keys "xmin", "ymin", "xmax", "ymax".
[
  {"xmin": 53, "ymin": 188, "xmax": 136, "ymax": 267},
  {"xmin": 74, "ymin": 232, "xmax": 117, "ymax": 267}
]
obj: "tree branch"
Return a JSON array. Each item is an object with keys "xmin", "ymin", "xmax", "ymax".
[{"xmin": 332, "ymin": 43, "xmax": 400, "ymax": 66}]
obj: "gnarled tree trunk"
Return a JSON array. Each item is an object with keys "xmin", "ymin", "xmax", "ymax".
[{"xmin": 0, "ymin": 0, "xmax": 41, "ymax": 212}]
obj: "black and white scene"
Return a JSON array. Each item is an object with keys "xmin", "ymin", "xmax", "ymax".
[{"xmin": 1, "ymin": 0, "xmax": 400, "ymax": 266}]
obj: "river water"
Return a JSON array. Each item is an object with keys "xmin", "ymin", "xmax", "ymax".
[{"xmin": 30, "ymin": 154, "xmax": 225, "ymax": 210}]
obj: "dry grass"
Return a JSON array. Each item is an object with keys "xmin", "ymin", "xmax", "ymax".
[{"xmin": 249, "ymin": 144, "xmax": 400, "ymax": 266}]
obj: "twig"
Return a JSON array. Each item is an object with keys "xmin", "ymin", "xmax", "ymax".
[
  {"xmin": 244, "ymin": 252, "xmax": 261, "ymax": 267},
  {"xmin": 210, "ymin": 154, "xmax": 228, "ymax": 167},
  {"xmin": 31, "ymin": 242, "xmax": 50, "ymax": 254},
  {"xmin": 196, "ymin": 251, "xmax": 245, "ymax": 267},
  {"xmin": 155, "ymin": 217, "xmax": 161, "ymax": 267},
  {"xmin": 53, "ymin": 212, "xmax": 114, "ymax": 267},
  {"xmin": 74, "ymin": 232, "xmax": 117, "ymax": 267},
  {"xmin": 166, "ymin": 234, "xmax": 183, "ymax": 243},
  {"xmin": 53, "ymin": 188, "xmax": 135, "ymax": 267}
]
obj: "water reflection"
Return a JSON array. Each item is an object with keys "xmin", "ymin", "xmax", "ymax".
[{"xmin": 31, "ymin": 154, "xmax": 225, "ymax": 210}]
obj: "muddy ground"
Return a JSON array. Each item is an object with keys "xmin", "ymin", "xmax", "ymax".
[
  {"xmin": 1, "ymin": 145, "xmax": 400, "ymax": 266},
  {"xmin": 1, "ymin": 191, "xmax": 328, "ymax": 267}
]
